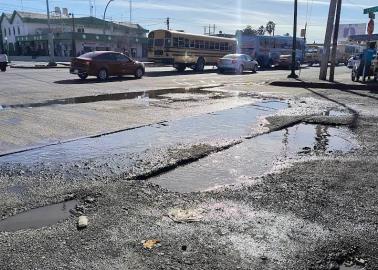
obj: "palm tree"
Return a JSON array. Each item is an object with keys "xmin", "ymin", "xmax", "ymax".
[
  {"xmin": 266, "ymin": 21, "xmax": 276, "ymax": 36},
  {"xmin": 257, "ymin": 25, "xmax": 266, "ymax": 35}
]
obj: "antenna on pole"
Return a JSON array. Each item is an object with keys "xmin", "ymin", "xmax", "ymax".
[
  {"xmin": 166, "ymin": 17, "xmax": 170, "ymax": 30},
  {"xmin": 89, "ymin": 0, "xmax": 94, "ymax": 17}
]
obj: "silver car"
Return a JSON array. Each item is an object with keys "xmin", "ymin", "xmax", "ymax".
[{"xmin": 218, "ymin": 54, "xmax": 258, "ymax": 74}]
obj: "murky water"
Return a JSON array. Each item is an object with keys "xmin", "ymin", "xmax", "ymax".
[
  {"xmin": 151, "ymin": 124, "xmax": 358, "ymax": 193},
  {"xmin": 0, "ymin": 200, "xmax": 77, "ymax": 232},
  {"xmin": 0, "ymin": 100, "xmax": 287, "ymax": 164},
  {"xmin": 0, "ymin": 87, "xmax": 225, "ymax": 110}
]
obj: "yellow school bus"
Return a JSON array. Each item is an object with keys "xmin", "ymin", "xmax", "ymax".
[{"xmin": 148, "ymin": 29, "xmax": 236, "ymax": 72}]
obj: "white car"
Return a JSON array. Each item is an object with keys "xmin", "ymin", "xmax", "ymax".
[
  {"xmin": 218, "ymin": 54, "xmax": 258, "ymax": 74},
  {"xmin": 0, "ymin": 53, "xmax": 8, "ymax": 72},
  {"xmin": 347, "ymin": 55, "xmax": 361, "ymax": 69}
]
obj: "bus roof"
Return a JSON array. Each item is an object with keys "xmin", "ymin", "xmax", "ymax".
[{"xmin": 150, "ymin": 29, "xmax": 236, "ymax": 41}]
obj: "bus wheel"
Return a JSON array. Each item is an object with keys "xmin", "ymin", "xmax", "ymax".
[
  {"xmin": 175, "ymin": 64, "xmax": 186, "ymax": 72},
  {"xmin": 195, "ymin": 58, "xmax": 205, "ymax": 72}
]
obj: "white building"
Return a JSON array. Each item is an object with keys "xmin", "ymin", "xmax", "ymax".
[{"xmin": 0, "ymin": 11, "xmax": 148, "ymax": 59}]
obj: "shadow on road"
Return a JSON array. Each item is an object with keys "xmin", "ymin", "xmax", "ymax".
[
  {"xmin": 145, "ymin": 68, "xmax": 217, "ymax": 77},
  {"xmin": 54, "ymin": 76, "xmax": 136, "ymax": 84}
]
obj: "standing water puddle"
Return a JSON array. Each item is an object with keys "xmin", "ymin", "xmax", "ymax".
[
  {"xmin": 0, "ymin": 100, "xmax": 287, "ymax": 164},
  {"xmin": 0, "ymin": 87, "xmax": 224, "ymax": 110},
  {"xmin": 0, "ymin": 200, "xmax": 77, "ymax": 232},
  {"xmin": 151, "ymin": 124, "xmax": 358, "ymax": 193}
]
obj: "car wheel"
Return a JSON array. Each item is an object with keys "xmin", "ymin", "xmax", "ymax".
[
  {"xmin": 78, "ymin": 73, "xmax": 88, "ymax": 80},
  {"xmin": 134, "ymin": 67, "xmax": 144, "ymax": 79},
  {"xmin": 97, "ymin": 68, "xmax": 108, "ymax": 81},
  {"xmin": 175, "ymin": 64, "xmax": 186, "ymax": 72},
  {"xmin": 218, "ymin": 68, "xmax": 224, "ymax": 74},
  {"xmin": 236, "ymin": 65, "xmax": 244, "ymax": 74},
  {"xmin": 252, "ymin": 65, "xmax": 258, "ymax": 73},
  {"xmin": 195, "ymin": 58, "xmax": 205, "ymax": 72},
  {"xmin": 0, "ymin": 66, "xmax": 6, "ymax": 72}
]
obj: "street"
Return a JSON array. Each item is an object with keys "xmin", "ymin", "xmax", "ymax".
[{"xmin": 0, "ymin": 66, "xmax": 377, "ymax": 269}]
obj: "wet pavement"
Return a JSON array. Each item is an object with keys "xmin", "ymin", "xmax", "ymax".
[
  {"xmin": 151, "ymin": 124, "xmax": 358, "ymax": 192},
  {"xmin": 0, "ymin": 86, "xmax": 225, "ymax": 110},
  {"xmin": 0, "ymin": 100, "xmax": 287, "ymax": 163}
]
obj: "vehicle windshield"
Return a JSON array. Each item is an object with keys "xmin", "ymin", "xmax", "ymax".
[
  {"xmin": 223, "ymin": 54, "xmax": 240, "ymax": 59},
  {"xmin": 78, "ymin": 52, "xmax": 97, "ymax": 59}
]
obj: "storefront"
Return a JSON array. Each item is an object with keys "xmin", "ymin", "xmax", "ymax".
[{"xmin": 15, "ymin": 32, "xmax": 148, "ymax": 58}]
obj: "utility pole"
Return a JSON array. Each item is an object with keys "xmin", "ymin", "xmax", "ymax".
[
  {"xmin": 204, "ymin": 26, "xmax": 207, "ymax": 35},
  {"xmin": 329, "ymin": 0, "xmax": 342, "ymax": 82},
  {"xmin": 319, "ymin": 0, "xmax": 337, "ymax": 80},
  {"xmin": 208, "ymin": 24, "xmax": 211, "ymax": 35},
  {"xmin": 69, "ymin": 13, "xmax": 76, "ymax": 57},
  {"xmin": 46, "ymin": 0, "xmax": 56, "ymax": 66},
  {"xmin": 166, "ymin": 17, "xmax": 170, "ymax": 30},
  {"xmin": 129, "ymin": 0, "xmax": 132, "ymax": 23},
  {"xmin": 213, "ymin": 24, "xmax": 216, "ymax": 35},
  {"xmin": 288, "ymin": 0, "xmax": 298, "ymax": 78}
]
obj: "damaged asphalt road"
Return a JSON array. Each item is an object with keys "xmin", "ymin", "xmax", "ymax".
[{"xmin": 1, "ymin": 71, "xmax": 378, "ymax": 269}]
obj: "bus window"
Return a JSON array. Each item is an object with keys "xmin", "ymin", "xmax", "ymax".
[
  {"xmin": 199, "ymin": 40, "xmax": 204, "ymax": 49},
  {"xmin": 165, "ymin": 38, "xmax": 172, "ymax": 47},
  {"xmin": 210, "ymin": 42, "xmax": 214, "ymax": 50},
  {"xmin": 165, "ymin": 31, "xmax": 172, "ymax": 38},
  {"xmin": 205, "ymin": 41, "xmax": 209, "ymax": 49},
  {"xmin": 178, "ymin": 37, "xmax": 184, "ymax": 48},
  {"xmin": 225, "ymin": 43, "xmax": 229, "ymax": 51},
  {"xmin": 215, "ymin": 42, "xmax": 220, "ymax": 50},
  {"xmin": 220, "ymin": 42, "xmax": 225, "ymax": 51},
  {"xmin": 185, "ymin": 39, "xmax": 190, "ymax": 48},
  {"xmin": 173, "ymin": 37, "xmax": 178, "ymax": 47},
  {"xmin": 195, "ymin": 40, "xmax": 200, "ymax": 48},
  {"xmin": 148, "ymin": 32, "xmax": 154, "ymax": 39},
  {"xmin": 154, "ymin": 39, "xmax": 164, "ymax": 47},
  {"xmin": 190, "ymin": 40, "xmax": 195, "ymax": 48}
]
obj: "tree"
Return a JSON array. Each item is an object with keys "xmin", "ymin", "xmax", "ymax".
[
  {"xmin": 266, "ymin": 21, "xmax": 276, "ymax": 36},
  {"xmin": 257, "ymin": 25, "xmax": 266, "ymax": 35},
  {"xmin": 242, "ymin": 25, "xmax": 258, "ymax": 36}
]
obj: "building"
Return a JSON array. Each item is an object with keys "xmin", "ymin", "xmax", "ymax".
[{"xmin": 0, "ymin": 10, "xmax": 148, "ymax": 59}]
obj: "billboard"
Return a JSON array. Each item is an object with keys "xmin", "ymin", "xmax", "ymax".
[{"xmin": 338, "ymin": 24, "xmax": 366, "ymax": 41}]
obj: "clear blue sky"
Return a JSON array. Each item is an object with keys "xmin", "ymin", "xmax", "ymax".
[{"xmin": 0, "ymin": 0, "xmax": 376, "ymax": 42}]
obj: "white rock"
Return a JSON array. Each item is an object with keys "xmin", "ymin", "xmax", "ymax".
[{"xmin": 77, "ymin": 216, "xmax": 88, "ymax": 228}]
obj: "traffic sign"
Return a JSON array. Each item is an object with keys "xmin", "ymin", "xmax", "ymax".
[{"xmin": 364, "ymin": 6, "xmax": 378, "ymax": 14}]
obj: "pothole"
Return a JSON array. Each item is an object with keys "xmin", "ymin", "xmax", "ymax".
[
  {"xmin": 0, "ymin": 200, "xmax": 77, "ymax": 232},
  {"xmin": 0, "ymin": 87, "xmax": 227, "ymax": 110},
  {"xmin": 0, "ymin": 100, "xmax": 287, "ymax": 164},
  {"xmin": 150, "ymin": 124, "xmax": 358, "ymax": 193}
]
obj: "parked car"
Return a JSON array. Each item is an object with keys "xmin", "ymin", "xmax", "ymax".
[
  {"xmin": 0, "ymin": 52, "xmax": 8, "ymax": 72},
  {"xmin": 70, "ymin": 51, "xmax": 145, "ymax": 80},
  {"xmin": 217, "ymin": 54, "xmax": 258, "ymax": 74},
  {"xmin": 347, "ymin": 54, "xmax": 361, "ymax": 69}
]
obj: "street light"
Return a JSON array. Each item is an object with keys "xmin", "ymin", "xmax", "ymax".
[
  {"xmin": 46, "ymin": 0, "xmax": 56, "ymax": 66},
  {"xmin": 103, "ymin": 0, "xmax": 115, "ymax": 34},
  {"xmin": 288, "ymin": 0, "xmax": 298, "ymax": 78},
  {"xmin": 69, "ymin": 13, "xmax": 76, "ymax": 57}
]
